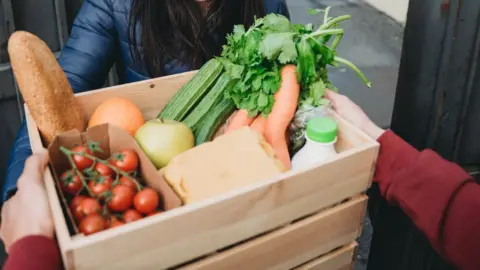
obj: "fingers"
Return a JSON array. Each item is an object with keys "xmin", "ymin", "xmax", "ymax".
[
  {"xmin": 1, "ymin": 201, "xmax": 8, "ymax": 228},
  {"xmin": 325, "ymin": 89, "xmax": 339, "ymax": 98},
  {"xmin": 325, "ymin": 89, "xmax": 343, "ymax": 109},
  {"xmin": 36, "ymin": 151, "xmax": 49, "ymax": 168},
  {"xmin": 17, "ymin": 152, "xmax": 49, "ymax": 188},
  {"xmin": 324, "ymin": 89, "xmax": 338, "ymax": 102},
  {"xmin": 25, "ymin": 152, "xmax": 49, "ymax": 172},
  {"xmin": 0, "ymin": 200, "xmax": 11, "ymax": 252}
]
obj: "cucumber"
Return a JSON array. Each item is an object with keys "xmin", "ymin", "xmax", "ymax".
[
  {"xmin": 157, "ymin": 58, "xmax": 223, "ymax": 121},
  {"xmin": 183, "ymin": 73, "xmax": 238, "ymax": 128},
  {"xmin": 193, "ymin": 99, "xmax": 235, "ymax": 145}
]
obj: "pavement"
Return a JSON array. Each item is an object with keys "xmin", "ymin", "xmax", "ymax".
[
  {"xmin": 287, "ymin": 0, "xmax": 405, "ymax": 269},
  {"xmin": 288, "ymin": 0, "xmax": 404, "ymax": 128},
  {"xmin": 362, "ymin": 0, "xmax": 409, "ymax": 24}
]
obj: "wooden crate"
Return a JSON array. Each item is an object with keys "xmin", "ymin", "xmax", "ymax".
[
  {"xmin": 183, "ymin": 196, "xmax": 366, "ymax": 270},
  {"xmin": 25, "ymin": 71, "xmax": 379, "ymax": 270},
  {"xmin": 294, "ymin": 242, "xmax": 359, "ymax": 270}
]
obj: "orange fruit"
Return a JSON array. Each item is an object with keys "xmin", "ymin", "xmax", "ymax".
[{"xmin": 88, "ymin": 97, "xmax": 145, "ymax": 136}]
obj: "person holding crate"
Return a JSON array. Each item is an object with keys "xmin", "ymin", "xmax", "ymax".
[
  {"xmin": 3, "ymin": 0, "xmax": 291, "ymax": 203},
  {"xmin": 2, "ymin": 90, "xmax": 480, "ymax": 270},
  {"xmin": 325, "ymin": 90, "xmax": 480, "ymax": 270},
  {"xmin": 1, "ymin": 152, "xmax": 60, "ymax": 270}
]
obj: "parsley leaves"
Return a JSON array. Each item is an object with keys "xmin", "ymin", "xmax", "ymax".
[{"xmin": 219, "ymin": 7, "xmax": 371, "ymax": 116}]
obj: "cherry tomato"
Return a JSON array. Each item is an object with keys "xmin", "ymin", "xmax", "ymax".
[
  {"xmin": 109, "ymin": 149, "xmax": 138, "ymax": 172},
  {"xmin": 147, "ymin": 211, "xmax": 163, "ymax": 217},
  {"xmin": 95, "ymin": 163, "xmax": 113, "ymax": 177},
  {"xmin": 71, "ymin": 145, "xmax": 94, "ymax": 171},
  {"xmin": 108, "ymin": 216, "xmax": 125, "ymax": 228},
  {"xmin": 79, "ymin": 213, "xmax": 107, "ymax": 236},
  {"xmin": 123, "ymin": 209, "xmax": 143, "ymax": 223},
  {"xmin": 70, "ymin": 195, "xmax": 87, "ymax": 210},
  {"xmin": 69, "ymin": 195, "xmax": 88, "ymax": 221},
  {"xmin": 119, "ymin": 176, "xmax": 137, "ymax": 191},
  {"xmin": 73, "ymin": 198, "xmax": 102, "ymax": 221},
  {"xmin": 108, "ymin": 185, "xmax": 134, "ymax": 212},
  {"xmin": 88, "ymin": 176, "xmax": 113, "ymax": 197},
  {"xmin": 60, "ymin": 170, "xmax": 83, "ymax": 196},
  {"xmin": 134, "ymin": 188, "xmax": 159, "ymax": 214}
]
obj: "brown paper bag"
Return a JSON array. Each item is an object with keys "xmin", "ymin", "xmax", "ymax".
[{"xmin": 48, "ymin": 124, "xmax": 182, "ymax": 235}]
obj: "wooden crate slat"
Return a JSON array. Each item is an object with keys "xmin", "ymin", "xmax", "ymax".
[
  {"xmin": 294, "ymin": 242, "xmax": 358, "ymax": 270},
  {"xmin": 182, "ymin": 197, "xmax": 366, "ymax": 270}
]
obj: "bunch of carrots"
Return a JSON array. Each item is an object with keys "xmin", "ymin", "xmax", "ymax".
[{"xmin": 226, "ymin": 65, "xmax": 299, "ymax": 169}]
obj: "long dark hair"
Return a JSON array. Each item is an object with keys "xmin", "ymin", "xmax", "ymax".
[{"xmin": 129, "ymin": 0, "xmax": 265, "ymax": 77}]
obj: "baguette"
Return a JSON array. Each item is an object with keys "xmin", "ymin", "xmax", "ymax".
[{"xmin": 8, "ymin": 31, "xmax": 85, "ymax": 144}]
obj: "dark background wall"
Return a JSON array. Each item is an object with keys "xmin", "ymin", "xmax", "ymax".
[{"xmin": 367, "ymin": 0, "xmax": 480, "ymax": 269}]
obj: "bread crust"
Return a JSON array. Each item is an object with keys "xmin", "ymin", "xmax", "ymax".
[{"xmin": 8, "ymin": 31, "xmax": 85, "ymax": 144}]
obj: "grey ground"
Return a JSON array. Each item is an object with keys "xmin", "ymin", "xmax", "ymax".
[{"xmin": 287, "ymin": 0, "xmax": 404, "ymax": 269}]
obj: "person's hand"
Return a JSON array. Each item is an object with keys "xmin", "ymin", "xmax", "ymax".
[
  {"xmin": 325, "ymin": 90, "xmax": 385, "ymax": 140},
  {"xmin": 1, "ymin": 152, "xmax": 54, "ymax": 252}
]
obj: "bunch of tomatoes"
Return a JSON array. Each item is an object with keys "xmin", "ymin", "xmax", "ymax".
[{"xmin": 59, "ymin": 142, "xmax": 161, "ymax": 236}]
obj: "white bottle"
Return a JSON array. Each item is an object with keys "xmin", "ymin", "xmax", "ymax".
[{"xmin": 291, "ymin": 117, "xmax": 338, "ymax": 171}]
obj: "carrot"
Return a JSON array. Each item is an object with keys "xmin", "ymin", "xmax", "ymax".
[
  {"xmin": 264, "ymin": 65, "xmax": 300, "ymax": 170},
  {"xmin": 250, "ymin": 115, "xmax": 267, "ymax": 137},
  {"xmin": 225, "ymin": 109, "xmax": 255, "ymax": 134}
]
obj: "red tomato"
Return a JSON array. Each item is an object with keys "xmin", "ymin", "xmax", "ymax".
[
  {"xmin": 88, "ymin": 176, "xmax": 113, "ymax": 197},
  {"xmin": 123, "ymin": 209, "xmax": 143, "ymax": 223},
  {"xmin": 147, "ymin": 211, "xmax": 163, "ymax": 217},
  {"xmin": 73, "ymin": 198, "xmax": 102, "ymax": 222},
  {"xmin": 107, "ymin": 185, "xmax": 134, "ymax": 212},
  {"xmin": 119, "ymin": 176, "xmax": 137, "ymax": 191},
  {"xmin": 70, "ymin": 195, "xmax": 87, "ymax": 210},
  {"xmin": 108, "ymin": 216, "xmax": 125, "ymax": 228},
  {"xmin": 60, "ymin": 170, "xmax": 83, "ymax": 196},
  {"xmin": 69, "ymin": 195, "xmax": 88, "ymax": 221},
  {"xmin": 134, "ymin": 188, "xmax": 159, "ymax": 214},
  {"xmin": 71, "ymin": 145, "xmax": 94, "ymax": 171},
  {"xmin": 95, "ymin": 163, "xmax": 113, "ymax": 177},
  {"xmin": 79, "ymin": 213, "xmax": 107, "ymax": 236},
  {"xmin": 109, "ymin": 149, "xmax": 138, "ymax": 172}
]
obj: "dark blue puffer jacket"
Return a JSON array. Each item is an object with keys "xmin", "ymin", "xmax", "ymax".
[{"xmin": 3, "ymin": 0, "xmax": 290, "ymax": 201}]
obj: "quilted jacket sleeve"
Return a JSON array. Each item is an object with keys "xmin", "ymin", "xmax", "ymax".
[
  {"xmin": 3, "ymin": 0, "xmax": 117, "ymax": 202},
  {"xmin": 58, "ymin": 0, "xmax": 117, "ymax": 93}
]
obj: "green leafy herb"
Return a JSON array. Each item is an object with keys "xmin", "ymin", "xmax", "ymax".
[
  {"xmin": 219, "ymin": 7, "xmax": 371, "ymax": 116},
  {"xmin": 260, "ymin": 33, "xmax": 298, "ymax": 63},
  {"xmin": 307, "ymin": 8, "xmax": 323, "ymax": 15},
  {"xmin": 262, "ymin": 14, "xmax": 292, "ymax": 32}
]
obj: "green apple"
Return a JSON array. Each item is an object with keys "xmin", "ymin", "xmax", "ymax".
[{"xmin": 135, "ymin": 119, "xmax": 194, "ymax": 169}]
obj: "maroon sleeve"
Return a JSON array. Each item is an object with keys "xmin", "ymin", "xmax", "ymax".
[
  {"xmin": 4, "ymin": 235, "xmax": 62, "ymax": 270},
  {"xmin": 375, "ymin": 130, "xmax": 480, "ymax": 270}
]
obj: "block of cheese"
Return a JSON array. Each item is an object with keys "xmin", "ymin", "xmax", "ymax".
[{"xmin": 164, "ymin": 127, "xmax": 286, "ymax": 204}]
